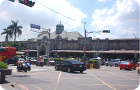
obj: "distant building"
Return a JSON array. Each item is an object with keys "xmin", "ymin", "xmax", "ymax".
[{"xmin": 0, "ymin": 22, "xmax": 139, "ymax": 60}]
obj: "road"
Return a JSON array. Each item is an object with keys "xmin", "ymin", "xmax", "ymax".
[{"xmin": 1, "ymin": 64, "xmax": 140, "ymax": 90}]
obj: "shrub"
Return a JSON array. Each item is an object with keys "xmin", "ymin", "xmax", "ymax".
[
  {"xmin": 53, "ymin": 58, "xmax": 65, "ymax": 62},
  {"xmin": 0, "ymin": 62, "xmax": 8, "ymax": 69},
  {"xmin": 89, "ymin": 60, "xmax": 98, "ymax": 64},
  {"xmin": 44, "ymin": 58, "xmax": 48, "ymax": 62}
]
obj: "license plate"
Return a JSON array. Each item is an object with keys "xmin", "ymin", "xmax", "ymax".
[
  {"xmin": 79, "ymin": 65, "xmax": 82, "ymax": 67},
  {"xmin": 123, "ymin": 66, "xmax": 125, "ymax": 67}
]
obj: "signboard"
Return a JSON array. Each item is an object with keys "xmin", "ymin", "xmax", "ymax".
[
  {"xmin": 83, "ymin": 46, "xmax": 87, "ymax": 51},
  {"xmin": 30, "ymin": 24, "xmax": 41, "ymax": 29}
]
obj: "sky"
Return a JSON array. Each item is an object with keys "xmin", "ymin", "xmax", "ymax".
[{"xmin": 0, "ymin": 0, "xmax": 139, "ymax": 41}]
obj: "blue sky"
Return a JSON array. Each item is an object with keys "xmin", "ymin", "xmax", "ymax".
[{"xmin": 0, "ymin": 0, "xmax": 139, "ymax": 41}]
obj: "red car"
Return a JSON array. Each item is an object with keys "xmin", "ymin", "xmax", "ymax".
[{"xmin": 119, "ymin": 61, "xmax": 136, "ymax": 70}]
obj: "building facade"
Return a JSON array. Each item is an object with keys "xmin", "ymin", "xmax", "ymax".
[{"xmin": 0, "ymin": 22, "xmax": 139, "ymax": 60}]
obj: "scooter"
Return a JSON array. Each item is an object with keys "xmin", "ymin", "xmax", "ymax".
[
  {"xmin": 17, "ymin": 62, "xmax": 28, "ymax": 72},
  {"xmin": 36, "ymin": 60, "xmax": 44, "ymax": 67}
]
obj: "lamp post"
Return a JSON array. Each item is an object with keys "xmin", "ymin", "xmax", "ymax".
[
  {"xmin": 83, "ymin": 29, "xmax": 110, "ymax": 64},
  {"xmin": 133, "ymin": 34, "xmax": 137, "ymax": 61},
  {"xmin": 83, "ymin": 22, "xmax": 86, "ymax": 64}
]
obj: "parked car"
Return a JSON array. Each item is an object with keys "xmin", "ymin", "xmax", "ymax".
[
  {"xmin": 48, "ymin": 58, "xmax": 55, "ymax": 66},
  {"xmin": 55, "ymin": 59, "xmax": 87, "ymax": 73},
  {"xmin": 5, "ymin": 56, "xmax": 19, "ymax": 65},
  {"xmin": 30, "ymin": 57, "xmax": 37, "ymax": 64},
  {"xmin": 119, "ymin": 61, "xmax": 136, "ymax": 70},
  {"xmin": 108, "ymin": 59, "xmax": 120, "ymax": 67},
  {"xmin": 105, "ymin": 61, "xmax": 109, "ymax": 66}
]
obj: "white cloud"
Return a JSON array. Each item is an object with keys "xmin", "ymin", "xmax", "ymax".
[
  {"xmin": 0, "ymin": 0, "xmax": 4, "ymax": 5},
  {"xmin": 0, "ymin": 0, "xmax": 87, "ymax": 41},
  {"xmin": 90, "ymin": 0, "xmax": 139, "ymax": 39}
]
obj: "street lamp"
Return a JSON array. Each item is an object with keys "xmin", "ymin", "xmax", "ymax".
[
  {"xmin": 83, "ymin": 28, "xmax": 110, "ymax": 64},
  {"xmin": 133, "ymin": 34, "xmax": 137, "ymax": 61}
]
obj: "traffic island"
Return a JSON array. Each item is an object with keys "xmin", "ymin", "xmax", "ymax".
[
  {"xmin": 0, "ymin": 62, "xmax": 12, "ymax": 84},
  {"xmin": 0, "ymin": 69, "xmax": 12, "ymax": 83},
  {"xmin": 89, "ymin": 60, "xmax": 100, "ymax": 69}
]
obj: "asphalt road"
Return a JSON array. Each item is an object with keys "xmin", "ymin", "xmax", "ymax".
[{"xmin": 1, "ymin": 64, "xmax": 140, "ymax": 90}]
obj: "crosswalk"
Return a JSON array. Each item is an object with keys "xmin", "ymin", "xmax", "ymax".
[{"xmin": 8, "ymin": 66, "xmax": 44, "ymax": 72}]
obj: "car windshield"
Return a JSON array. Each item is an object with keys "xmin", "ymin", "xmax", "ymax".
[
  {"xmin": 68, "ymin": 60, "xmax": 83, "ymax": 64},
  {"xmin": 120, "ymin": 61, "xmax": 130, "ymax": 64}
]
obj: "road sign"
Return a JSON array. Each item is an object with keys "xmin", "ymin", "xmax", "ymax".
[
  {"xmin": 83, "ymin": 46, "xmax": 87, "ymax": 51},
  {"xmin": 103, "ymin": 30, "xmax": 110, "ymax": 33},
  {"xmin": 30, "ymin": 24, "xmax": 41, "ymax": 29}
]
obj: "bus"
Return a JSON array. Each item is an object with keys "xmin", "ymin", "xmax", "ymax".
[{"xmin": 0, "ymin": 47, "xmax": 16, "ymax": 62}]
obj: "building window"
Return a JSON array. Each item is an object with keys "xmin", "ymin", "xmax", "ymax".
[
  {"xmin": 93, "ymin": 46, "xmax": 96, "ymax": 50},
  {"xmin": 101, "ymin": 46, "xmax": 104, "ymax": 50}
]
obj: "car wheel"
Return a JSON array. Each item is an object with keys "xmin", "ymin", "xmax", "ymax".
[
  {"xmin": 80, "ymin": 71, "xmax": 83, "ymax": 73},
  {"xmin": 134, "ymin": 68, "xmax": 136, "ymax": 70},
  {"xmin": 55, "ymin": 66, "xmax": 59, "ymax": 71},
  {"xmin": 68, "ymin": 68, "xmax": 71, "ymax": 73},
  {"xmin": 24, "ymin": 68, "xmax": 27, "ymax": 72}
]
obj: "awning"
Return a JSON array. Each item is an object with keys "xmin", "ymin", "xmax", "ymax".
[{"xmin": 16, "ymin": 51, "xmax": 25, "ymax": 55}]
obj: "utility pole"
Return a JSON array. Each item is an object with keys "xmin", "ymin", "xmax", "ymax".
[
  {"xmin": 83, "ymin": 22, "xmax": 86, "ymax": 64},
  {"xmin": 133, "ymin": 34, "xmax": 137, "ymax": 61},
  {"xmin": 48, "ymin": 28, "xmax": 51, "ymax": 61}
]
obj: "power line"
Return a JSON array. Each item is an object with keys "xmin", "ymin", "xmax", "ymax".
[{"xmin": 34, "ymin": 0, "xmax": 85, "ymax": 23}]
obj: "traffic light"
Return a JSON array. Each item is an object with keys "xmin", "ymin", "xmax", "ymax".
[
  {"xmin": 9, "ymin": 0, "xmax": 15, "ymax": 2},
  {"xmin": 19, "ymin": 0, "xmax": 35, "ymax": 7},
  {"xmin": 103, "ymin": 30, "xmax": 110, "ymax": 33}
]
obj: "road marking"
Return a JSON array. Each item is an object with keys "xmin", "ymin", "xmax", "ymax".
[
  {"xmin": 57, "ymin": 72, "xmax": 62, "ymax": 84},
  {"xmin": 31, "ymin": 84, "xmax": 43, "ymax": 90},
  {"xmin": 107, "ymin": 71, "xmax": 137, "ymax": 80},
  {"xmin": 77, "ymin": 84, "xmax": 105, "ymax": 86},
  {"xmin": 54, "ymin": 72, "xmax": 62, "ymax": 90},
  {"xmin": 87, "ymin": 72, "xmax": 117, "ymax": 90},
  {"xmin": 19, "ymin": 84, "xmax": 29, "ymax": 90}
]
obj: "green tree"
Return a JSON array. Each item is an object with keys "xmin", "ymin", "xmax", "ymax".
[
  {"xmin": 9, "ymin": 21, "xmax": 22, "ymax": 41},
  {"xmin": 1, "ymin": 27, "xmax": 13, "ymax": 42},
  {"xmin": 6, "ymin": 42, "xmax": 21, "ymax": 51}
]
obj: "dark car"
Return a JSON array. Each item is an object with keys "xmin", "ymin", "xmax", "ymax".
[
  {"xmin": 119, "ymin": 61, "xmax": 136, "ymax": 70},
  {"xmin": 5, "ymin": 56, "xmax": 19, "ymax": 65},
  {"xmin": 55, "ymin": 59, "xmax": 87, "ymax": 73}
]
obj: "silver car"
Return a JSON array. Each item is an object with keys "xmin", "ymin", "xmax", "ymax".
[{"xmin": 108, "ymin": 59, "xmax": 120, "ymax": 67}]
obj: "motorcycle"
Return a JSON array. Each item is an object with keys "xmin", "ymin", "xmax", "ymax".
[
  {"xmin": 17, "ymin": 62, "xmax": 28, "ymax": 72},
  {"xmin": 36, "ymin": 60, "xmax": 44, "ymax": 67}
]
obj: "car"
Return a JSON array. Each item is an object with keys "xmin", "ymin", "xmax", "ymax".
[
  {"xmin": 30, "ymin": 57, "xmax": 37, "ymax": 64},
  {"xmin": 48, "ymin": 58, "xmax": 55, "ymax": 66},
  {"xmin": 108, "ymin": 59, "xmax": 120, "ymax": 67},
  {"xmin": 5, "ymin": 56, "xmax": 19, "ymax": 65},
  {"xmin": 119, "ymin": 61, "xmax": 136, "ymax": 70},
  {"xmin": 55, "ymin": 59, "xmax": 87, "ymax": 73}
]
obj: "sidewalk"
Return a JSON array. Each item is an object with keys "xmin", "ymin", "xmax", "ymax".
[{"xmin": 0, "ymin": 82, "xmax": 19, "ymax": 90}]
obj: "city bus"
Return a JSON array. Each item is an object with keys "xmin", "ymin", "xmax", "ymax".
[{"xmin": 0, "ymin": 47, "xmax": 16, "ymax": 62}]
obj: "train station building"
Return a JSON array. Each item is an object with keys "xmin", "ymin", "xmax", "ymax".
[{"xmin": 0, "ymin": 22, "xmax": 139, "ymax": 60}]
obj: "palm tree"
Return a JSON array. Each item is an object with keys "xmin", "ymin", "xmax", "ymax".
[
  {"xmin": 1, "ymin": 27, "xmax": 13, "ymax": 42},
  {"xmin": 9, "ymin": 21, "xmax": 22, "ymax": 41}
]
